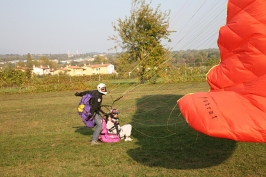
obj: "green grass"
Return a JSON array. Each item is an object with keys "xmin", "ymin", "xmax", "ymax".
[{"xmin": 1, "ymin": 82, "xmax": 266, "ymax": 177}]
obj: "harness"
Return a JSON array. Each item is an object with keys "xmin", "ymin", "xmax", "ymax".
[{"xmin": 108, "ymin": 118, "xmax": 121, "ymax": 135}]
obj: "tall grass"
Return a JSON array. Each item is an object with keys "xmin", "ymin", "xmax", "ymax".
[{"xmin": 1, "ymin": 82, "xmax": 266, "ymax": 177}]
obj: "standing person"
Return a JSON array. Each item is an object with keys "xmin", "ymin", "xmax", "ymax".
[
  {"xmin": 106, "ymin": 108, "xmax": 133, "ymax": 141},
  {"xmin": 75, "ymin": 83, "xmax": 107, "ymax": 145}
]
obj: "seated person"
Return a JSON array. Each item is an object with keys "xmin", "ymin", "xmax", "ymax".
[{"xmin": 106, "ymin": 108, "xmax": 133, "ymax": 141}]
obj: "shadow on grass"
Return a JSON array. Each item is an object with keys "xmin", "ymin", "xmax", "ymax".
[
  {"xmin": 73, "ymin": 126, "xmax": 94, "ymax": 136},
  {"xmin": 127, "ymin": 94, "xmax": 237, "ymax": 169}
]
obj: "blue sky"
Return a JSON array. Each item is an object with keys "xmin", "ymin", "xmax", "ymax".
[{"xmin": 0, "ymin": 0, "xmax": 227, "ymax": 54}]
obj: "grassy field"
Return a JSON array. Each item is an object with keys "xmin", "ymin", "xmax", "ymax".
[{"xmin": 1, "ymin": 82, "xmax": 266, "ymax": 177}]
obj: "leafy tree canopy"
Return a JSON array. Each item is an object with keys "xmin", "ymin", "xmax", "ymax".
[{"xmin": 109, "ymin": 0, "xmax": 175, "ymax": 83}]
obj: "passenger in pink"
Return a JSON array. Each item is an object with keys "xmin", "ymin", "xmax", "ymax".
[{"xmin": 106, "ymin": 109, "xmax": 133, "ymax": 141}]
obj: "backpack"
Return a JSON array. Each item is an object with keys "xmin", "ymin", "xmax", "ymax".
[{"xmin": 77, "ymin": 93, "xmax": 95, "ymax": 128}]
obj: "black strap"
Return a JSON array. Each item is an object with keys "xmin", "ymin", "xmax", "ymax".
[{"xmin": 108, "ymin": 124, "xmax": 120, "ymax": 135}]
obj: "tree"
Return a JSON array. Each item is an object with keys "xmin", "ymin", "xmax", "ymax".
[
  {"xmin": 39, "ymin": 56, "xmax": 57, "ymax": 69},
  {"xmin": 109, "ymin": 0, "xmax": 175, "ymax": 83},
  {"xmin": 115, "ymin": 52, "xmax": 137, "ymax": 76},
  {"xmin": 26, "ymin": 53, "xmax": 33, "ymax": 68},
  {"xmin": 93, "ymin": 55, "xmax": 108, "ymax": 64}
]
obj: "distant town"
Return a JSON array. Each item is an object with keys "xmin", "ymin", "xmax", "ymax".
[
  {"xmin": 0, "ymin": 48, "xmax": 221, "ymax": 76},
  {"xmin": 0, "ymin": 51, "xmax": 118, "ymax": 76},
  {"xmin": 0, "ymin": 51, "xmax": 117, "ymax": 65}
]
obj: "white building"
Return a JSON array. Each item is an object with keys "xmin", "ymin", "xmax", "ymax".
[{"xmin": 32, "ymin": 65, "xmax": 51, "ymax": 75}]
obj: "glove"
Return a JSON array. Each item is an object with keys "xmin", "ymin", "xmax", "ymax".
[{"xmin": 74, "ymin": 92, "xmax": 80, "ymax": 96}]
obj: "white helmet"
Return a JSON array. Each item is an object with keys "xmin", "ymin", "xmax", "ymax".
[{"xmin": 97, "ymin": 83, "xmax": 107, "ymax": 95}]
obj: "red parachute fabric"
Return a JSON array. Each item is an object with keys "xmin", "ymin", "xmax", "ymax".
[{"xmin": 177, "ymin": 0, "xmax": 266, "ymax": 142}]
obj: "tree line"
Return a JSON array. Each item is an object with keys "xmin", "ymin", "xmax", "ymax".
[{"xmin": 0, "ymin": 48, "xmax": 220, "ymax": 71}]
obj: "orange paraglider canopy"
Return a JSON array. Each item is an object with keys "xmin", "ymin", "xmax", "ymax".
[{"xmin": 177, "ymin": 0, "xmax": 266, "ymax": 142}]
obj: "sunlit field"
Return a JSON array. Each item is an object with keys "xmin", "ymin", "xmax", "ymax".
[{"xmin": 1, "ymin": 82, "xmax": 266, "ymax": 177}]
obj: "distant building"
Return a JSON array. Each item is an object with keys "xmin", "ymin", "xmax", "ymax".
[
  {"xmin": 54, "ymin": 63, "xmax": 116, "ymax": 76},
  {"xmin": 83, "ymin": 63, "xmax": 115, "ymax": 75},
  {"xmin": 32, "ymin": 65, "xmax": 51, "ymax": 75},
  {"xmin": 53, "ymin": 67, "xmax": 71, "ymax": 75},
  {"xmin": 51, "ymin": 59, "xmax": 59, "ymax": 63},
  {"xmin": 65, "ymin": 65, "xmax": 85, "ymax": 76},
  {"xmin": 67, "ymin": 50, "xmax": 73, "ymax": 58},
  {"xmin": 15, "ymin": 66, "xmax": 33, "ymax": 73}
]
